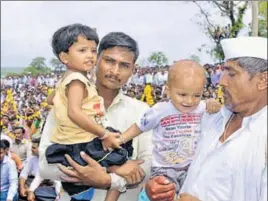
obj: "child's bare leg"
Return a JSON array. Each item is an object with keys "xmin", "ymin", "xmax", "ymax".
[{"xmin": 104, "ymin": 189, "xmax": 121, "ymax": 201}]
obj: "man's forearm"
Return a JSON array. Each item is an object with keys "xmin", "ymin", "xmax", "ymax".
[
  {"xmin": 105, "ymin": 189, "xmax": 121, "ymax": 201},
  {"xmin": 19, "ymin": 178, "xmax": 26, "ymax": 189},
  {"xmin": 102, "ymin": 173, "xmax": 112, "ymax": 189},
  {"xmin": 29, "ymin": 176, "xmax": 43, "ymax": 192}
]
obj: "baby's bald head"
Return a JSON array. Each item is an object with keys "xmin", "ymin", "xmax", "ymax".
[{"xmin": 168, "ymin": 60, "xmax": 206, "ymax": 87}]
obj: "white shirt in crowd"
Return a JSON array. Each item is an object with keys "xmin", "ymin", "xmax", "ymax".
[
  {"xmin": 11, "ymin": 140, "xmax": 32, "ymax": 163},
  {"xmin": 156, "ymin": 71, "xmax": 168, "ymax": 86},
  {"xmin": 130, "ymin": 74, "xmax": 145, "ymax": 86},
  {"xmin": 6, "ymin": 78, "xmax": 13, "ymax": 86},
  {"xmin": 145, "ymin": 73, "xmax": 153, "ymax": 84},
  {"xmin": 20, "ymin": 155, "xmax": 61, "ymax": 193},
  {"xmin": 137, "ymin": 100, "xmax": 206, "ymax": 169},
  {"xmin": 39, "ymin": 93, "xmax": 153, "ymax": 201},
  {"xmin": 180, "ymin": 106, "xmax": 267, "ymax": 201}
]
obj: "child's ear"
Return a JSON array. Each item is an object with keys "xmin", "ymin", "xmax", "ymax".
[{"xmin": 59, "ymin": 52, "xmax": 68, "ymax": 65}]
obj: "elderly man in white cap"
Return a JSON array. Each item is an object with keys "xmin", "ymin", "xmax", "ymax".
[{"xmin": 145, "ymin": 36, "xmax": 267, "ymax": 201}]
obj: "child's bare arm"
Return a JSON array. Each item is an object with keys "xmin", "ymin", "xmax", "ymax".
[
  {"xmin": 104, "ymin": 190, "xmax": 121, "ymax": 201},
  {"xmin": 67, "ymin": 80, "xmax": 108, "ymax": 138},
  {"xmin": 120, "ymin": 124, "xmax": 143, "ymax": 144},
  {"xmin": 47, "ymin": 90, "xmax": 55, "ymax": 105}
]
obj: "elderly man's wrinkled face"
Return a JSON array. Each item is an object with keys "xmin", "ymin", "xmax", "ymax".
[
  {"xmin": 219, "ymin": 60, "xmax": 266, "ymax": 113},
  {"xmin": 96, "ymin": 47, "xmax": 135, "ymax": 90}
]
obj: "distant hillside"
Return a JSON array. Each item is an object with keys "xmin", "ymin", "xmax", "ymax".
[{"xmin": 1, "ymin": 67, "xmax": 25, "ymax": 77}]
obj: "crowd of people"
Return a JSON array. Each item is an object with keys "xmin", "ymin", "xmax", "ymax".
[
  {"xmin": 0, "ymin": 23, "xmax": 266, "ymax": 201},
  {"xmin": 1, "ymin": 62, "xmax": 224, "ymax": 112}
]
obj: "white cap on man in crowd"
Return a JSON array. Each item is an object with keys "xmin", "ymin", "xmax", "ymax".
[{"xmin": 221, "ymin": 36, "xmax": 267, "ymax": 61}]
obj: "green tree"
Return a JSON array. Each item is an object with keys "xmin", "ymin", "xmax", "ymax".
[
  {"xmin": 23, "ymin": 66, "xmax": 51, "ymax": 76},
  {"xmin": 30, "ymin": 57, "xmax": 47, "ymax": 69},
  {"xmin": 258, "ymin": 1, "xmax": 267, "ymax": 37},
  {"xmin": 193, "ymin": 1, "xmax": 249, "ymax": 62},
  {"xmin": 50, "ymin": 57, "xmax": 66, "ymax": 73},
  {"xmin": 148, "ymin": 51, "xmax": 168, "ymax": 67}
]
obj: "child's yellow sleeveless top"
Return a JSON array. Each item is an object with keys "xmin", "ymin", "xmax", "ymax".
[{"xmin": 50, "ymin": 72, "xmax": 105, "ymax": 144}]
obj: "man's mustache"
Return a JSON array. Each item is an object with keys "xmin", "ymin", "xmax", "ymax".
[
  {"xmin": 222, "ymin": 88, "xmax": 230, "ymax": 96},
  {"xmin": 104, "ymin": 74, "xmax": 121, "ymax": 83}
]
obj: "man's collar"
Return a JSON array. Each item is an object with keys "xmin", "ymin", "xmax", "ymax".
[
  {"xmin": 244, "ymin": 105, "xmax": 267, "ymax": 131},
  {"xmin": 108, "ymin": 90, "xmax": 125, "ymax": 109},
  {"xmin": 220, "ymin": 105, "xmax": 267, "ymax": 132},
  {"xmin": 14, "ymin": 138, "xmax": 27, "ymax": 145}
]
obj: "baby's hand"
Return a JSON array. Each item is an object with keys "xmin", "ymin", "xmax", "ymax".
[
  {"xmin": 101, "ymin": 132, "xmax": 121, "ymax": 151},
  {"xmin": 206, "ymin": 98, "xmax": 222, "ymax": 114}
]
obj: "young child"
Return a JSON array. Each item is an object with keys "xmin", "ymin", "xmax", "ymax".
[
  {"xmin": 107, "ymin": 60, "xmax": 221, "ymax": 199},
  {"xmin": 45, "ymin": 24, "xmax": 131, "ymax": 201}
]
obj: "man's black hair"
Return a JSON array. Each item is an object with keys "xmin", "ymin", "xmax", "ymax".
[
  {"xmin": 32, "ymin": 137, "xmax": 41, "ymax": 145},
  {"xmin": 98, "ymin": 32, "xmax": 139, "ymax": 62},
  {"xmin": 14, "ymin": 126, "xmax": 25, "ymax": 134}
]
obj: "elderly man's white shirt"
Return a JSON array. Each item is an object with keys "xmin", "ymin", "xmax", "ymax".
[
  {"xmin": 39, "ymin": 93, "xmax": 152, "ymax": 201},
  {"xmin": 180, "ymin": 106, "xmax": 267, "ymax": 201}
]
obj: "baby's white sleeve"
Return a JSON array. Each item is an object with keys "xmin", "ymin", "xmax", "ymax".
[{"xmin": 136, "ymin": 106, "xmax": 159, "ymax": 132}]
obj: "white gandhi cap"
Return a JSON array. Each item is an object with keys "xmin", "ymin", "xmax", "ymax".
[{"xmin": 221, "ymin": 36, "xmax": 267, "ymax": 61}]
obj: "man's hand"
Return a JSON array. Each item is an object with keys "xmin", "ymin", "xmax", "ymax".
[
  {"xmin": 27, "ymin": 191, "xmax": 35, "ymax": 201},
  {"xmin": 206, "ymin": 98, "xmax": 221, "ymax": 114},
  {"xmin": 145, "ymin": 176, "xmax": 176, "ymax": 201},
  {"xmin": 58, "ymin": 151, "xmax": 111, "ymax": 189},
  {"xmin": 20, "ymin": 186, "xmax": 28, "ymax": 197},
  {"xmin": 177, "ymin": 193, "xmax": 201, "ymax": 201},
  {"xmin": 107, "ymin": 160, "xmax": 145, "ymax": 185}
]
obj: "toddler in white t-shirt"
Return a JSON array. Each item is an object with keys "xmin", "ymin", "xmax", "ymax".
[{"xmin": 106, "ymin": 60, "xmax": 221, "ymax": 196}]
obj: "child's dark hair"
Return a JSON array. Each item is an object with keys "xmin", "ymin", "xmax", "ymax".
[{"xmin": 51, "ymin": 23, "xmax": 99, "ymax": 59}]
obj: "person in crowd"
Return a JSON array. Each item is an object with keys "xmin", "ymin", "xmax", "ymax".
[
  {"xmin": 2, "ymin": 139, "xmax": 23, "ymax": 172},
  {"xmin": 19, "ymin": 137, "xmax": 62, "ymax": 201},
  {"xmin": 0, "ymin": 140, "xmax": 18, "ymax": 201},
  {"xmin": 10, "ymin": 126, "xmax": 32, "ymax": 163}
]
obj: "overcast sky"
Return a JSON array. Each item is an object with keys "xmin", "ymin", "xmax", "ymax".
[{"xmin": 1, "ymin": 1, "xmax": 251, "ymax": 68}]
